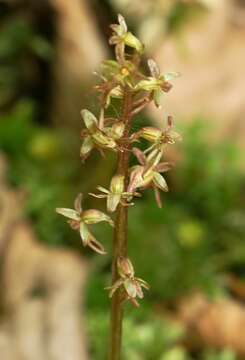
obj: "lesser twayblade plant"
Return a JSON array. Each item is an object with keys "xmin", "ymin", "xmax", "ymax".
[{"xmin": 56, "ymin": 14, "xmax": 181, "ymax": 360}]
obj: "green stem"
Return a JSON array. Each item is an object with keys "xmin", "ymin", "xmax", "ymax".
[{"xmin": 108, "ymin": 89, "xmax": 133, "ymax": 360}]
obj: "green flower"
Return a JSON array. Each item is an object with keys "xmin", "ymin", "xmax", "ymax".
[
  {"xmin": 128, "ymin": 148, "xmax": 174, "ymax": 208},
  {"xmin": 106, "ymin": 257, "xmax": 149, "ymax": 307},
  {"xmin": 95, "ymin": 60, "xmax": 136, "ymax": 107},
  {"xmin": 135, "ymin": 59, "xmax": 180, "ymax": 107},
  {"xmin": 80, "ymin": 109, "xmax": 118, "ymax": 160},
  {"xmin": 109, "ymin": 14, "xmax": 143, "ymax": 62},
  {"xmin": 56, "ymin": 194, "xmax": 114, "ymax": 254},
  {"xmin": 138, "ymin": 116, "xmax": 182, "ymax": 153},
  {"xmin": 90, "ymin": 174, "xmax": 140, "ymax": 212}
]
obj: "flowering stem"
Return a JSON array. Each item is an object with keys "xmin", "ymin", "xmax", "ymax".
[{"xmin": 109, "ymin": 88, "xmax": 133, "ymax": 360}]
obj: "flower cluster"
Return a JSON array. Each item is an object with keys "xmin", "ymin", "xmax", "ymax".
[{"xmin": 56, "ymin": 14, "xmax": 181, "ymax": 306}]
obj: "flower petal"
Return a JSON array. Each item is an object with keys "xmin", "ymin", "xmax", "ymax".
[
  {"xmin": 147, "ymin": 59, "xmax": 160, "ymax": 78},
  {"xmin": 118, "ymin": 14, "xmax": 127, "ymax": 34},
  {"xmin": 81, "ymin": 109, "xmax": 98, "ymax": 130},
  {"xmin": 80, "ymin": 136, "xmax": 94, "ymax": 159},
  {"xmin": 56, "ymin": 208, "xmax": 80, "ymax": 221},
  {"xmin": 136, "ymin": 278, "xmax": 150, "ymax": 290},
  {"xmin": 110, "ymin": 121, "xmax": 125, "ymax": 139},
  {"xmin": 82, "ymin": 209, "xmax": 114, "ymax": 226},
  {"xmin": 155, "ymin": 162, "xmax": 174, "ymax": 173},
  {"xmin": 110, "ymin": 174, "xmax": 124, "ymax": 194},
  {"xmin": 127, "ymin": 166, "xmax": 144, "ymax": 192},
  {"xmin": 108, "ymin": 279, "xmax": 124, "ymax": 297},
  {"xmin": 88, "ymin": 237, "xmax": 106, "ymax": 255},
  {"xmin": 139, "ymin": 127, "xmax": 162, "ymax": 143},
  {"xmin": 117, "ymin": 257, "xmax": 135, "ymax": 278},
  {"xmin": 92, "ymin": 131, "xmax": 117, "ymax": 149},
  {"xmin": 79, "ymin": 222, "xmax": 90, "ymax": 246},
  {"xmin": 154, "ymin": 187, "xmax": 162, "ymax": 208},
  {"xmin": 89, "ymin": 193, "xmax": 107, "ymax": 199},
  {"xmin": 134, "ymin": 282, "xmax": 144, "ymax": 299},
  {"xmin": 153, "ymin": 89, "xmax": 162, "ymax": 108},
  {"xmin": 135, "ymin": 78, "xmax": 161, "ymax": 92},
  {"xmin": 74, "ymin": 193, "xmax": 83, "ymax": 213},
  {"xmin": 124, "ymin": 279, "xmax": 137, "ymax": 298},
  {"xmin": 107, "ymin": 193, "xmax": 121, "ymax": 212},
  {"xmin": 124, "ymin": 32, "xmax": 143, "ymax": 53},
  {"xmin": 163, "ymin": 71, "xmax": 180, "ymax": 82},
  {"xmin": 97, "ymin": 186, "xmax": 110, "ymax": 194},
  {"xmin": 132, "ymin": 147, "xmax": 146, "ymax": 166},
  {"xmin": 153, "ymin": 172, "xmax": 168, "ymax": 192}
]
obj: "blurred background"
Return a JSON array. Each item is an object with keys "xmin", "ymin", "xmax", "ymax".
[{"xmin": 0, "ymin": 0, "xmax": 245, "ymax": 359}]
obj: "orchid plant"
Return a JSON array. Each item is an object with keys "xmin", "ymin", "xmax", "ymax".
[{"xmin": 56, "ymin": 14, "xmax": 181, "ymax": 360}]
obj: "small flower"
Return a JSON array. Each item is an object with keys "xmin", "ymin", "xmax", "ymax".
[
  {"xmin": 106, "ymin": 257, "xmax": 149, "ymax": 307},
  {"xmin": 94, "ymin": 60, "xmax": 136, "ymax": 108},
  {"xmin": 100, "ymin": 60, "xmax": 136, "ymax": 83},
  {"xmin": 94, "ymin": 79, "xmax": 123, "ymax": 109},
  {"xmin": 128, "ymin": 148, "xmax": 174, "ymax": 208},
  {"xmin": 137, "ymin": 116, "xmax": 182, "ymax": 153},
  {"xmin": 80, "ymin": 109, "xmax": 118, "ymax": 160},
  {"xmin": 90, "ymin": 174, "xmax": 141, "ymax": 212},
  {"xmin": 104, "ymin": 121, "xmax": 125, "ymax": 141},
  {"xmin": 56, "ymin": 193, "xmax": 114, "ymax": 254},
  {"xmin": 135, "ymin": 59, "xmax": 180, "ymax": 107},
  {"xmin": 109, "ymin": 14, "xmax": 143, "ymax": 63}
]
